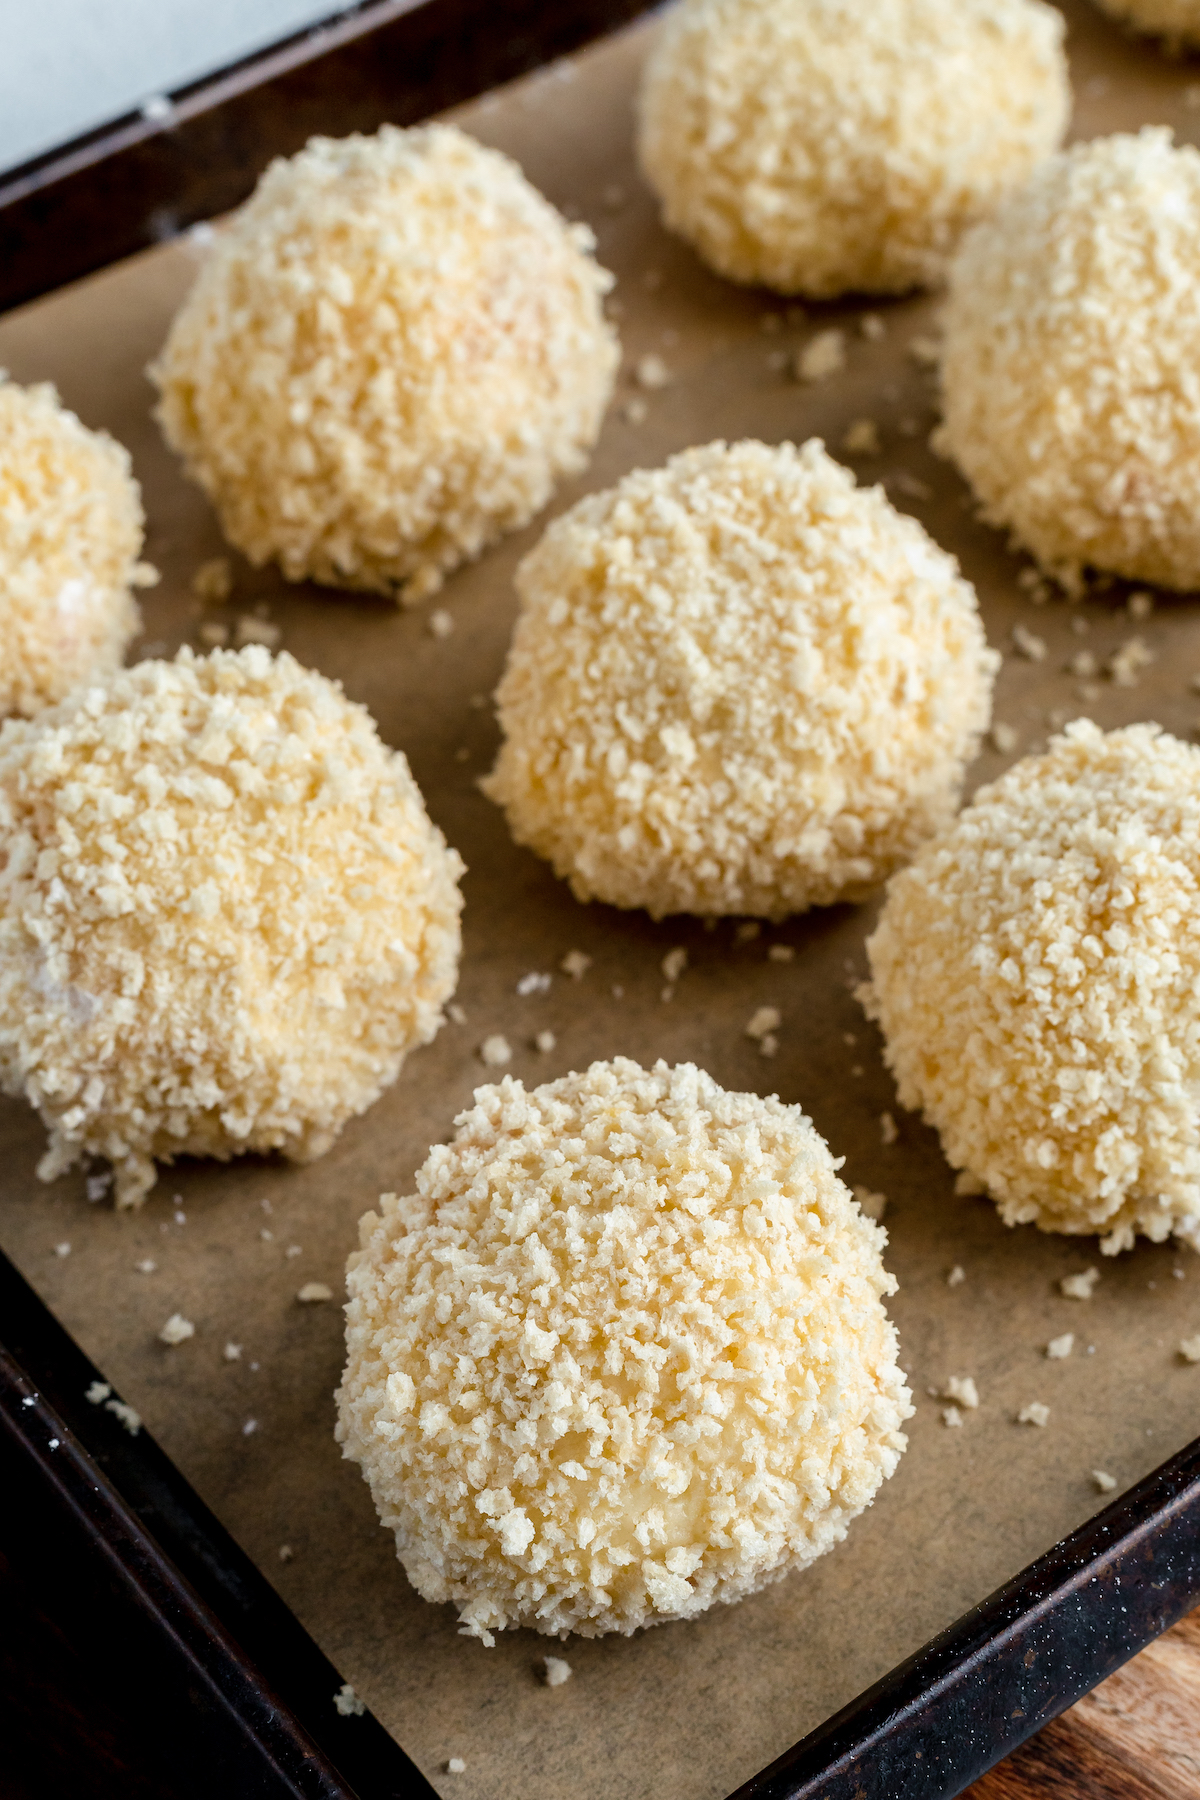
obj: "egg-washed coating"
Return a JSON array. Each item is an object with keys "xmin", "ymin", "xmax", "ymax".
[
  {"xmin": 863, "ymin": 721, "xmax": 1200, "ymax": 1255},
  {"xmin": 0, "ymin": 646, "xmax": 463, "ymax": 1206},
  {"xmin": 637, "ymin": 0, "xmax": 1069, "ymax": 298},
  {"xmin": 337, "ymin": 1058, "xmax": 912, "ymax": 1643},
  {"xmin": 0, "ymin": 377, "xmax": 145, "ymax": 717},
  {"xmin": 151, "ymin": 123, "xmax": 619, "ymax": 604},
  {"xmin": 938, "ymin": 129, "xmax": 1200, "ymax": 591},
  {"xmin": 1095, "ymin": 0, "xmax": 1200, "ymax": 45},
  {"xmin": 484, "ymin": 439, "xmax": 997, "ymax": 920}
]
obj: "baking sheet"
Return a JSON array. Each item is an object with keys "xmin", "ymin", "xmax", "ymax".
[{"xmin": 3, "ymin": 5, "xmax": 1200, "ymax": 1796}]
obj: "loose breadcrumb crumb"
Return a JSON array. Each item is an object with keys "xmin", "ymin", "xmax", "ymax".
[
  {"xmin": 337, "ymin": 1058, "xmax": 912, "ymax": 1643},
  {"xmin": 159, "ymin": 1313, "xmax": 195, "ymax": 1346},
  {"xmin": 152, "ymin": 125, "xmax": 618, "ymax": 602},
  {"xmin": 1012, "ymin": 624, "xmax": 1047, "ymax": 662},
  {"xmin": 939, "ymin": 130, "xmax": 1200, "ymax": 589},
  {"xmin": 1046, "ymin": 1333, "xmax": 1074, "ymax": 1360},
  {"xmin": 636, "ymin": 0, "xmax": 1068, "ymax": 297},
  {"xmin": 1017, "ymin": 1402, "xmax": 1050, "ymax": 1426},
  {"xmin": 864, "ymin": 725, "xmax": 1200, "ymax": 1253},
  {"xmin": 662, "ymin": 948, "xmax": 688, "ymax": 983},
  {"xmin": 279, "ymin": 1544, "xmax": 295, "ymax": 1562},
  {"xmin": 233, "ymin": 615, "xmax": 281, "ymax": 650},
  {"xmin": 1108, "ymin": 637, "xmax": 1153, "ymax": 688},
  {"xmin": 745, "ymin": 1006, "xmax": 781, "ymax": 1041},
  {"xmin": 446, "ymin": 1758, "xmax": 466, "ymax": 1774},
  {"xmin": 535, "ymin": 1030, "xmax": 557, "ymax": 1054},
  {"xmin": 635, "ymin": 354, "xmax": 672, "ymax": 390},
  {"xmin": 333, "ymin": 1683, "xmax": 366, "ymax": 1717},
  {"xmin": 53, "ymin": 1241, "xmax": 71, "ymax": 1258},
  {"xmin": 942, "ymin": 1405, "xmax": 963, "ymax": 1428},
  {"xmin": 1062, "ymin": 1270, "xmax": 1101, "ymax": 1300},
  {"xmin": 298, "ymin": 1282, "xmax": 334, "ymax": 1303},
  {"xmin": 842, "ymin": 419, "xmax": 881, "ymax": 458},
  {"xmin": 485, "ymin": 440, "xmax": 996, "ymax": 920},
  {"xmin": 0, "ymin": 647, "xmax": 463, "ymax": 1206},
  {"xmin": 105, "ymin": 1398, "xmax": 142, "ymax": 1436},
  {"xmin": 795, "ymin": 330, "xmax": 846, "ymax": 383},
  {"xmin": 429, "ymin": 610, "xmax": 454, "ymax": 640},
  {"xmin": 480, "ymin": 1035, "xmax": 513, "ymax": 1068},
  {"xmin": 860, "ymin": 315, "xmax": 887, "ymax": 342},
  {"xmin": 946, "ymin": 1265, "xmax": 965, "ymax": 1287},
  {"xmin": 85, "ymin": 1380, "xmax": 112, "ymax": 1404},
  {"xmin": 135, "ymin": 1259, "xmax": 157, "ymax": 1275},
  {"xmin": 943, "ymin": 1375, "xmax": 979, "ymax": 1409},
  {"xmin": 768, "ymin": 944, "xmax": 795, "ymax": 963},
  {"xmin": 192, "ymin": 557, "xmax": 232, "ymax": 604},
  {"xmin": 880, "ymin": 1113, "xmax": 898, "ymax": 1147},
  {"xmin": 561, "ymin": 951, "xmax": 592, "ymax": 980},
  {"xmin": 224, "ymin": 1343, "xmax": 243, "ymax": 1361},
  {"xmin": 852, "ymin": 1187, "xmax": 888, "ymax": 1224},
  {"xmin": 542, "ymin": 1656, "xmax": 573, "ymax": 1687},
  {"xmin": 1092, "ymin": 1469, "xmax": 1117, "ymax": 1492},
  {"xmin": 0, "ymin": 376, "xmax": 144, "ymax": 716},
  {"xmin": 1180, "ymin": 1335, "xmax": 1200, "ymax": 1363},
  {"xmin": 991, "ymin": 723, "xmax": 1019, "ymax": 755}
]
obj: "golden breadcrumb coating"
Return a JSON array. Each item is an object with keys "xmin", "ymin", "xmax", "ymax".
[
  {"xmin": 862, "ymin": 722, "xmax": 1200, "ymax": 1255},
  {"xmin": 0, "ymin": 647, "xmax": 463, "ymax": 1206},
  {"xmin": 483, "ymin": 439, "xmax": 997, "ymax": 920},
  {"xmin": 151, "ymin": 124, "xmax": 619, "ymax": 603},
  {"xmin": 938, "ymin": 129, "xmax": 1200, "ymax": 590},
  {"xmin": 337, "ymin": 1057, "xmax": 911, "ymax": 1643},
  {"xmin": 636, "ymin": 0, "xmax": 1069, "ymax": 298},
  {"xmin": 0, "ymin": 376, "xmax": 145, "ymax": 716},
  {"xmin": 1094, "ymin": 0, "xmax": 1200, "ymax": 46}
]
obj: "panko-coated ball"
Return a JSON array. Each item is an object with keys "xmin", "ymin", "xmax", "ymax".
[
  {"xmin": 862, "ymin": 722, "xmax": 1200, "ymax": 1255},
  {"xmin": 0, "ymin": 377, "xmax": 148, "ymax": 717},
  {"xmin": 1094, "ymin": 0, "xmax": 1200, "ymax": 46},
  {"xmin": 938, "ymin": 129, "xmax": 1200, "ymax": 591},
  {"xmin": 151, "ymin": 124, "xmax": 619, "ymax": 603},
  {"xmin": 483, "ymin": 439, "xmax": 998, "ymax": 921},
  {"xmin": 336, "ymin": 1057, "xmax": 912, "ymax": 1643},
  {"xmin": 636, "ymin": 0, "xmax": 1070, "ymax": 298},
  {"xmin": 0, "ymin": 646, "xmax": 463, "ymax": 1206}
]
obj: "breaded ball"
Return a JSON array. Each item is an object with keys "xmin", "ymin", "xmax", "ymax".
[
  {"xmin": 636, "ymin": 0, "xmax": 1070, "ymax": 298},
  {"xmin": 336, "ymin": 1057, "xmax": 912, "ymax": 1643},
  {"xmin": 0, "ymin": 376, "xmax": 147, "ymax": 717},
  {"xmin": 862, "ymin": 721, "xmax": 1200, "ymax": 1255},
  {"xmin": 151, "ymin": 124, "xmax": 619, "ymax": 603},
  {"xmin": 1094, "ymin": 0, "xmax": 1200, "ymax": 47},
  {"xmin": 483, "ymin": 439, "xmax": 998, "ymax": 920},
  {"xmin": 938, "ymin": 129, "xmax": 1200, "ymax": 591},
  {"xmin": 0, "ymin": 646, "xmax": 463, "ymax": 1206}
]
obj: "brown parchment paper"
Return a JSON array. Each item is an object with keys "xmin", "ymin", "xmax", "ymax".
[{"xmin": 3, "ymin": 6, "xmax": 1200, "ymax": 1796}]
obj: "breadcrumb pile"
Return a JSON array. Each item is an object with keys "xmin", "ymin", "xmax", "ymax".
[
  {"xmin": 938, "ymin": 129, "xmax": 1200, "ymax": 590},
  {"xmin": 862, "ymin": 721, "xmax": 1200, "ymax": 1254},
  {"xmin": 1094, "ymin": 0, "xmax": 1200, "ymax": 46},
  {"xmin": 337, "ymin": 1058, "xmax": 911, "ymax": 1643},
  {"xmin": 484, "ymin": 439, "xmax": 997, "ymax": 920},
  {"xmin": 0, "ymin": 377, "xmax": 146, "ymax": 716},
  {"xmin": 0, "ymin": 647, "xmax": 463, "ymax": 1205},
  {"xmin": 151, "ymin": 125, "xmax": 619, "ymax": 603},
  {"xmin": 636, "ymin": 0, "xmax": 1069, "ymax": 298}
]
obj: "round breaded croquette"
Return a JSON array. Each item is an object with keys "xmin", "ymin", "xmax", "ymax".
[
  {"xmin": 0, "ymin": 376, "xmax": 149, "ymax": 717},
  {"xmin": 336, "ymin": 1057, "xmax": 912, "ymax": 1643},
  {"xmin": 862, "ymin": 722, "xmax": 1200, "ymax": 1255},
  {"xmin": 636, "ymin": 0, "xmax": 1070, "ymax": 298},
  {"xmin": 151, "ymin": 124, "xmax": 619, "ymax": 603},
  {"xmin": 937, "ymin": 129, "xmax": 1200, "ymax": 591},
  {"xmin": 1093, "ymin": 0, "xmax": 1200, "ymax": 47},
  {"xmin": 483, "ymin": 439, "xmax": 998, "ymax": 921},
  {"xmin": 0, "ymin": 646, "xmax": 464, "ymax": 1206}
]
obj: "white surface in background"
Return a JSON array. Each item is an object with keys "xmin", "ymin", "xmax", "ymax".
[{"xmin": 0, "ymin": 0, "xmax": 341, "ymax": 172}]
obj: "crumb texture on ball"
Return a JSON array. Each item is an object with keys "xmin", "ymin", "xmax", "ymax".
[
  {"xmin": 483, "ymin": 439, "xmax": 997, "ymax": 920},
  {"xmin": 1094, "ymin": 0, "xmax": 1200, "ymax": 46},
  {"xmin": 636, "ymin": 0, "xmax": 1069, "ymax": 297},
  {"xmin": 0, "ymin": 647, "xmax": 463, "ymax": 1205},
  {"xmin": 0, "ymin": 377, "xmax": 145, "ymax": 717},
  {"xmin": 337, "ymin": 1057, "xmax": 911, "ymax": 1643},
  {"xmin": 863, "ymin": 721, "xmax": 1200, "ymax": 1254},
  {"xmin": 938, "ymin": 129, "xmax": 1200, "ymax": 591},
  {"xmin": 151, "ymin": 124, "xmax": 619, "ymax": 602}
]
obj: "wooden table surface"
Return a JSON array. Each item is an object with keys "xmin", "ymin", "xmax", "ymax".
[{"xmin": 969, "ymin": 1609, "xmax": 1200, "ymax": 1800}]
